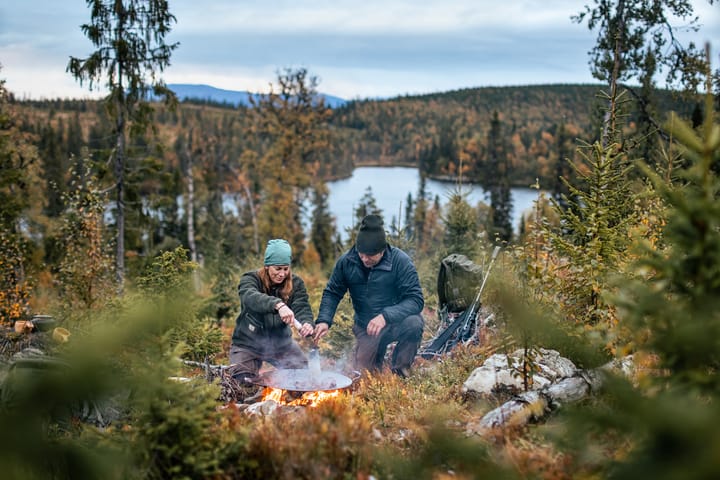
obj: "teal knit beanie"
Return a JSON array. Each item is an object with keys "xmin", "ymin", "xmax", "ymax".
[{"xmin": 264, "ymin": 239, "xmax": 292, "ymax": 266}]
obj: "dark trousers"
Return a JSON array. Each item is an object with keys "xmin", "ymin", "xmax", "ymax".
[
  {"xmin": 352, "ymin": 314, "xmax": 424, "ymax": 373},
  {"xmin": 228, "ymin": 341, "xmax": 307, "ymax": 383}
]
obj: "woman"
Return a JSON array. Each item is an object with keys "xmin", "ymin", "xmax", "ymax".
[{"xmin": 229, "ymin": 239, "xmax": 314, "ymax": 390}]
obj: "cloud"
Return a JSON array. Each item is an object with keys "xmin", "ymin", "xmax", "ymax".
[{"xmin": 1, "ymin": 0, "xmax": 717, "ymax": 100}]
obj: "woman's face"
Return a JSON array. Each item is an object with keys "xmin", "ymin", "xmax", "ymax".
[{"xmin": 267, "ymin": 265, "xmax": 290, "ymax": 285}]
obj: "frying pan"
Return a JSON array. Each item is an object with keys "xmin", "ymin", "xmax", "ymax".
[{"xmin": 250, "ymin": 368, "xmax": 356, "ymax": 392}]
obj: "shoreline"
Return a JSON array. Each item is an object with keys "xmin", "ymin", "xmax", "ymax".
[{"xmin": 325, "ymin": 164, "xmax": 539, "ymax": 190}]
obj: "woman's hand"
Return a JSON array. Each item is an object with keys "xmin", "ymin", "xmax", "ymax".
[{"xmin": 277, "ymin": 303, "xmax": 296, "ymax": 325}]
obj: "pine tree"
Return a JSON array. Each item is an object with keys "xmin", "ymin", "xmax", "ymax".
[
  {"xmin": 563, "ymin": 74, "xmax": 720, "ymax": 480},
  {"xmin": 67, "ymin": 0, "xmax": 178, "ymax": 289},
  {"xmin": 486, "ymin": 111, "xmax": 513, "ymax": 244},
  {"xmin": 249, "ymin": 68, "xmax": 332, "ymax": 259},
  {"xmin": 573, "ymin": 0, "xmax": 710, "ymax": 94},
  {"xmin": 442, "ymin": 188, "xmax": 479, "ymax": 259},
  {"xmin": 549, "ymin": 89, "xmax": 635, "ymax": 330},
  {"xmin": 0, "ymin": 71, "xmax": 40, "ymax": 324},
  {"xmin": 310, "ymin": 182, "xmax": 337, "ymax": 268}
]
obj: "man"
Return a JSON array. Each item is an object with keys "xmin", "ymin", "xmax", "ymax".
[{"xmin": 313, "ymin": 214, "xmax": 424, "ymax": 377}]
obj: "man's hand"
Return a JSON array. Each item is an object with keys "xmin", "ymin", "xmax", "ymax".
[
  {"xmin": 366, "ymin": 314, "xmax": 386, "ymax": 336},
  {"xmin": 313, "ymin": 322, "xmax": 329, "ymax": 342},
  {"xmin": 299, "ymin": 322, "xmax": 314, "ymax": 337}
]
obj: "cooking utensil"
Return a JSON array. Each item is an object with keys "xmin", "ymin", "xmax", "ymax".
[
  {"xmin": 250, "ymin": 368, "xmax": 354, "ymax": 392},
  {"xmin": 291, "ymin": 318, "xmax": 326, "ymax": 384},
  {"xmin": 14, "ymin": 320, "xmax": 34, "ymax": 333},
  {"xmin": 308, "ymin": 346, "xmax": 321, "ymax": 378},
  {"xmin": 31, "ymin": 315, "xmax": 57, "ymax": 332}
]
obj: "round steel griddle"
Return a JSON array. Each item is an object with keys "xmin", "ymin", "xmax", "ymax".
[{"xmin": 253, "ymin": 368, "xmax": 353, "ymax": 392}]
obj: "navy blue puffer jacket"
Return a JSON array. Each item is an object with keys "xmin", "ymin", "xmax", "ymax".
[{"xmin": 316, "ymin": 245, "xmax": 424, "ymax": 328}]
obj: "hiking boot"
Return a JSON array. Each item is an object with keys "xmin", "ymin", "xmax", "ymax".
[{"xmin": 391, "ymin": 367, "xmax": 410, "ymax": 378}]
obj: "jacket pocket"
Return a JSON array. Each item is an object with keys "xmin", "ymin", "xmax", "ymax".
[{"xmin": 240, "ymin": 311, "xmax": 265, "ymax": 336}]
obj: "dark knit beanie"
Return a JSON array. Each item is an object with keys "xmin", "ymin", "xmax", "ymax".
[
  {"xmin": 264, "ymin": 239, "xmax": 292, "ymax": 265},
  {"xmin": 356, "ymin": 214, "xmax": 387, "ymax": 254}
]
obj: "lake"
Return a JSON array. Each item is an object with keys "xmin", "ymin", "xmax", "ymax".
[{"xmin": 325, "ymin": 166, "xmax": 539, "ymax": 238}]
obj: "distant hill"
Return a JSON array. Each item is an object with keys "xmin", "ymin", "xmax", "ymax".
[
  {"xmin": 167, "ymin": 83, "xmax": 347, "ymax": 108},
  {"xmin": 14, "ymin": 82, "xmax": 699, "ymax": 187}
]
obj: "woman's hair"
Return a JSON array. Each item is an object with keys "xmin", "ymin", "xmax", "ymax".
[{"xmin": 257, "ymin": 266, "xmax": 293, "ymax": 302}]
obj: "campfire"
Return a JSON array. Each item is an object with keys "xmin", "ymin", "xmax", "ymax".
[{"xmin": 261, "ymin": 386, "xmax": 342, "ymax": 407}]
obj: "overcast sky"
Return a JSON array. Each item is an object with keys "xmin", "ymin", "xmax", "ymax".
[{"xmin": 1, "ymin": 0, "xmax": 718, "ymax": 101}]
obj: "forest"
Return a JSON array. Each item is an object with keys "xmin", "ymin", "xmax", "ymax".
[{"xmin": 1, "ymin": 0, "xmax": 719, "ymax": 479}]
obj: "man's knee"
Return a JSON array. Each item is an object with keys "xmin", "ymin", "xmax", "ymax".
[{"xmin": 402, "ymin": 314, "xmax": 424, "ymax": 341}]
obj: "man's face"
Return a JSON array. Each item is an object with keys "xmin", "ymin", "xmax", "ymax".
[{"xmin": 358, "ymin": 251, "xmax": 384, "ymax": 268}]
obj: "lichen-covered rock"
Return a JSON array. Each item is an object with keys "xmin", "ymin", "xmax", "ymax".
[{"xmin": 462, "ymin": 348, "xmax": 578, "ymax": 396}]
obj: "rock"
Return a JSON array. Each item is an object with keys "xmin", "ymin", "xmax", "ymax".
[
  {"xmin": 245, "ymin": 399, "xmax": 281, "ymax": 416},
  {"xmin": 462, "ymin": 349, "xmax": 577, "ymax": 396},
  {"xmin": 466, "ymin": 355, "xmax": 634, "ymax": 437}
]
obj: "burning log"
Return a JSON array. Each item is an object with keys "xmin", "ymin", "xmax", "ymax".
[{"xmin": 239, "ymin": 387, "xmax": 343, "ymax": 415}]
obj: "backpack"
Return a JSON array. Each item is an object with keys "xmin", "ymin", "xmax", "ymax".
[{"xmin": 437, "ymin": 254, "xmax": 484, "ymax": 313}]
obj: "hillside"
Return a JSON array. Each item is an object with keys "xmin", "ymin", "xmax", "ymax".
[
  {"xmin": 330, "ymin": 83, "xmax": 698, "ymax": 185},
  {"xmin": 167, "ymin": 83, "xmax": 348, "ymax": 109},
  {"xmin": 12, "ymin": 82, "xmax": 699, "ymax": 188}
]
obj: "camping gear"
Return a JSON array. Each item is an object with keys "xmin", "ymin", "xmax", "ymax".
[
  {"xmin": 249, "ymin": 368, "xmax": 357, "ymax": 392},
  {"xmin": 308, "ymin": 347, "xmax": 321, "ymax": 378},
  {"xmin": 293, "ymin": 318, "xmax": 321, "ymax": 377},
  {"xmin": 420, "ymin": 247, "xmax": 500, "ymax": 359},
  {"xmin": 52, "ymin": 327, "xmax": 70, "ymax": 343},
  {"xmin": 240, "ymin": 319, "xmax": 342, "ymax": 392},
  {"xmin": 13, "ymin": 321, "xmax": 34, "ymax": 333},
  {"xmin": 437, "ymin": 253, "xmax": 484, "ymax": 312},
  {"xmin": 31, "ymin": 315, "xmax": 57, "ymax": 332}
]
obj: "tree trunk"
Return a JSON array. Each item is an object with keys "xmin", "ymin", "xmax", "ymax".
[
  {"xmin": 184, "ymin": 131, "xmax": 200, "ymax": 290},
  {"xmin": 242, "ymin": 182, "xmax": 260, "ymax": 254},
  {"xmin": 602, "ymin": 0, "xmax": 625, "ymax": 147},
  {"xmin": 114, "ymin": 99, "xmax": 125, "ymax": 292}
]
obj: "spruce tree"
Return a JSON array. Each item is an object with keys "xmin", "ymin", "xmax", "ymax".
[
  {"xmin": 442, "ymin": 188, "xmax": 478, "ymax": 259},
  {"xmin": 563, "ymin": 77, "xmax": 720, "ymax": 480},
  {"xmin": 486, "ymin": 111, "xmax": 513, "ymax": 244},
  {"xmin": 310, "ymin": 182, "xmax": 337, "ymax": 269},
  {"xmin": 413, "ymin": 174, "xmax": 429, "ymax": 249},
  {"xmin": 67, "ymin": 0, "xmax": 178, "ymax": 289},
  {"xmin": 353, "ymin": 186, "xmax": 382, "ymax": 224},
  {"xmin": 618, "ymin": 89, "xmax": 720, "ymax": 392},
  {"xmin": 0, "ymin": 70, "xmax": 43, "ymax": 324},
  {"xmin": 249, "ymin": 67, "xmax": 332, "ymax": 259},
  {"xmin": 549, "ymin": 88, "xmax": 635, "ymax": 331},
  {"xmin": 551, "ymin": 121, "xmax": 573, "ymax": 211}
]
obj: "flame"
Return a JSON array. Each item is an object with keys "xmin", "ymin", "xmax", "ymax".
[{"xmin": 261, "ymin": 387, "xmax": 341, "ymax": 407}]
